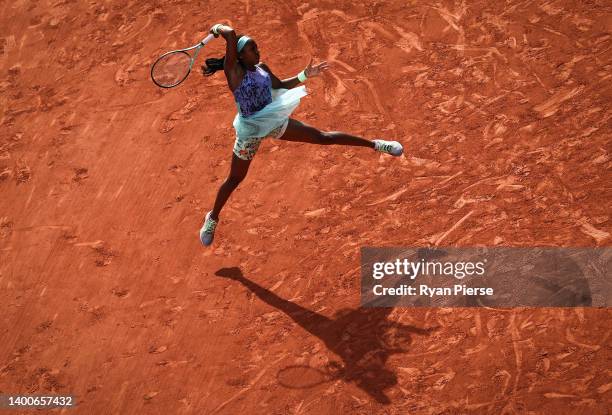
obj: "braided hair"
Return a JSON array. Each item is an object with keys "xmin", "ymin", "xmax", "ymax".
[{"xmin": 202, "ymin": 34, "xmax": 248, "ymax": 76}]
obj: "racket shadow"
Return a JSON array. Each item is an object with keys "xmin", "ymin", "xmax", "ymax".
[{"xmin": 215, "ymin": 266, "xmax": 436, "ymax": 404}]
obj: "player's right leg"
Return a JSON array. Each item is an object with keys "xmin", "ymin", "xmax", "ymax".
[{"xmin": 200, "ymin": 139, "xmax": 257, "ymax": 246}]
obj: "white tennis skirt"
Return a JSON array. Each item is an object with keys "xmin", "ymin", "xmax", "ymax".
[{"xmin": 233, "ymin": 86, "xmax": 308, "ymax": 139}]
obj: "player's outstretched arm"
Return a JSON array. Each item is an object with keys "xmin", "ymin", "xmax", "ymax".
[{"xmin": 261, "ymin": 57, "xmax": 330, "ymax": 90}]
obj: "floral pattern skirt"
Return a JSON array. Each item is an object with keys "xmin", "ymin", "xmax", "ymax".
[{"xmin": 232, "ymin": 119, "xmax": 290, "ymax": 161}]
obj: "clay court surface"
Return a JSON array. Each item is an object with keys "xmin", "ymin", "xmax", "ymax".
[{"xmin": 1, "ymin": 0, "xmax": 611, "ymax": 413}]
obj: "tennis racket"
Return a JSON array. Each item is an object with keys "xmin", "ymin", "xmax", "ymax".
[
  {"xmin": 276, "ymin": 363, "xmax": 345, "ymax": 389},
  {"xmin": 151, "ymin": 33, "xmax": 215, "ymax": 88}
]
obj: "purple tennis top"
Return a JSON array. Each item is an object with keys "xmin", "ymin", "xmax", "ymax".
[{"xmin": 233, "ymin": 65, "xmax": 272, "ymax": 117}]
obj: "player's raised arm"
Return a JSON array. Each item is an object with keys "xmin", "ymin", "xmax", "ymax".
[{"xmin": 209, "ymin": 24, "xmax": 238, "ymax": 72}]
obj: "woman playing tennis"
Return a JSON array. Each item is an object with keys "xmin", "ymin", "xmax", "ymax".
[{"xmin": 199, "ymin": 23, "xmax": 404, "ymax": 246}]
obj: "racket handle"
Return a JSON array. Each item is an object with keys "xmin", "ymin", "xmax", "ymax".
[{"xmin": 201, "ymin": 33, "xmax": 215, "ymax": 45}]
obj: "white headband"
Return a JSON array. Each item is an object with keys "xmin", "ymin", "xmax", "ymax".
[{"xmin": 237, "ymin": 36, "xmax": 251, "ymax": 53}]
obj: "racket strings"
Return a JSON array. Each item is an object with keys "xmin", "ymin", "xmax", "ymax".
[{"xmin": 151, "ymin": 51, "xmax": 192, "ymax": 88}]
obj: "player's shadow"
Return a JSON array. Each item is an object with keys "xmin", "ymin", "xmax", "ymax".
[{"xmin": 215, "ymin": 267, "xmax": 435, "ymax": 404}]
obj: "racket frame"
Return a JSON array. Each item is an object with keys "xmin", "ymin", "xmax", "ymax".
[
  {"xmin": 151, "ymin": 33, "xmax": 215, "ymax": 88},
  {"xmin": 276, "ymin": 364, "xmax": 338, "ymax": 389}
]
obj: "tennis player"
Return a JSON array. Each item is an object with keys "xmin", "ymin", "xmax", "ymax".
[{"xmin": 199, "ymin": 23, "xmax": 404, "ymax": 246}]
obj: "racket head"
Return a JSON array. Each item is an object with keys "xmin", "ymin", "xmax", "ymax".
[
  {"xmin": 151, "ymin": 50, "xmax": 193, "ymax": 88},
  {"xmin": 276, "ymin": 364, "xmax": 343, "ymax": 389}
]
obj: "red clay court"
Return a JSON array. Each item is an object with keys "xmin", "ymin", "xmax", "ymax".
[{"xmin": 0, "ymin": 0, "xmax": 610, "ymax": 413}]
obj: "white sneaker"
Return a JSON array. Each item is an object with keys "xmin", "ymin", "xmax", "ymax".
[
  {"xmin": 373, "ymin": 139, "xmax": 403, "ymax": 156},
  {"xmin": 199, "ymin": 211, "xmax": 218, "ymax": 246}
]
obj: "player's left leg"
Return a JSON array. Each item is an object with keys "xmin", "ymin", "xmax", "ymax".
[{"xmin": 277, "ymin": 118, "xmax": 403, "ymax": 156}]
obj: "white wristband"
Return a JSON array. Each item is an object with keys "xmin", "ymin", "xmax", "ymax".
[
  {"xmin": 212, "ymin": 24, "xmax": 222, "ymax": 35},
  {"xmin": 297, "ymin": 70, "xmax": 308, "ymax": 83}
]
